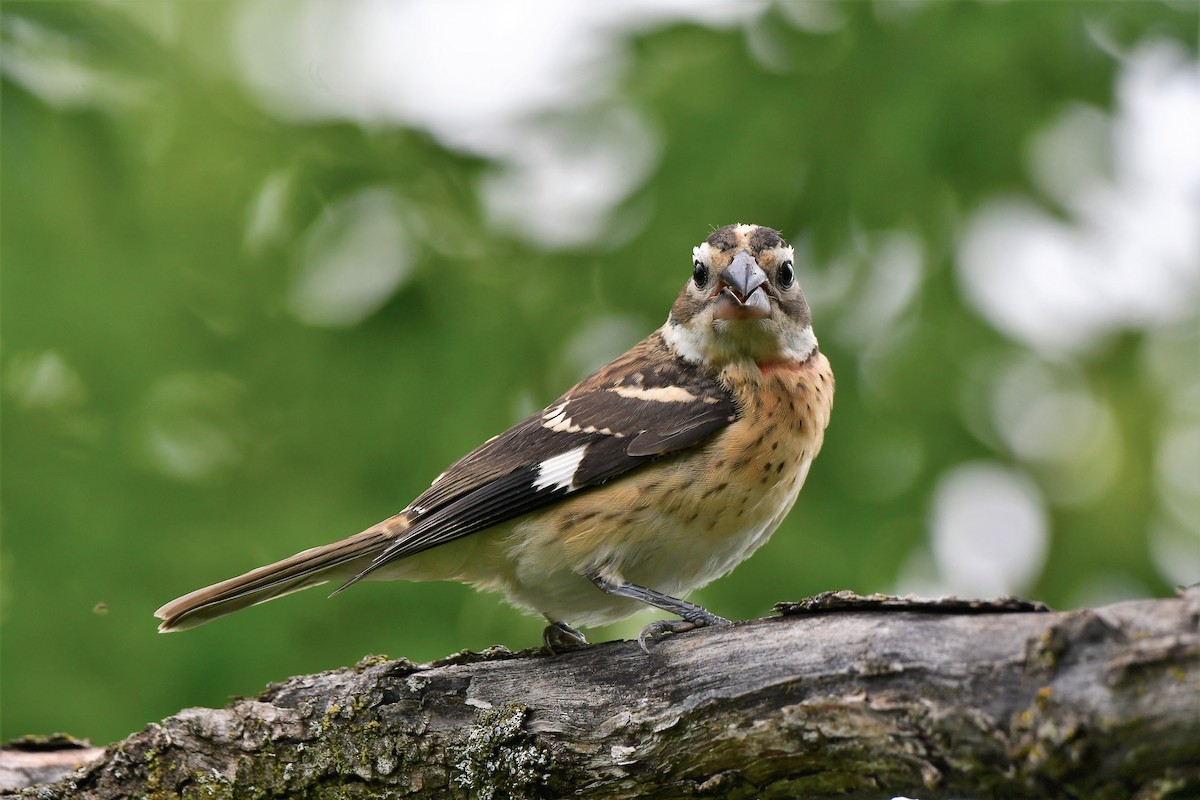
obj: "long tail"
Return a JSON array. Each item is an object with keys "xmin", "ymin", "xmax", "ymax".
[{"xmin": 154, "ymin": 517, "xmax": 403, "ymax": 632}]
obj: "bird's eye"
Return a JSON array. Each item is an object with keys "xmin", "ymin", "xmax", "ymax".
[
  {"xmin": 778, "ymin": 260, "xmax": 795, "ymax": 289},
  {"xmin": 693, "ymin": 260, "xmax": 709, "ymax": 288}
]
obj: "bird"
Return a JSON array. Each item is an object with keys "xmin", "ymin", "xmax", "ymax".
[{"xmin": 155, "ymin": 223, "xmax": 834, "ymax": 651}]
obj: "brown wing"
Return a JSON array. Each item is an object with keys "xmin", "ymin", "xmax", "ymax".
[{"xmin": 339, "ymin": 331, "xmax": 737, "ymax": 587}]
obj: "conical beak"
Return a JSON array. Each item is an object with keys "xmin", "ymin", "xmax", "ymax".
[{"xmin": 714, "ymin": 250, "xmax": 770, "ymax": 320}]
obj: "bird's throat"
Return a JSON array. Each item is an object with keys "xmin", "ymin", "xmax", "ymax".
[{"xmin": 756, "ymin": 358, "xmax": 806, "ymax": 376}]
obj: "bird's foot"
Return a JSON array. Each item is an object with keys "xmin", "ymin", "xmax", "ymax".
[
  {"xmin": 637, "ymin": 612, "xmax": 731, "ymax": 653},
  {"xmin": 543, "ymin": 620, "xmax": 588, "ymax": 653}
]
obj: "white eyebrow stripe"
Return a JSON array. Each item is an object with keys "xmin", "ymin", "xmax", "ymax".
[
  {"xmin": 610, "ymin": 385, "xmax": 700, "ymax": 403},
  {"xmin": 532, "ymin": 444, "xmax": 589, "ymax": 492}
]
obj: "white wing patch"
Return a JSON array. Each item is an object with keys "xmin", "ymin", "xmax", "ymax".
[
  {"xmin": 532, "ymin": 444, "xmax": 589, "ymax": 492},
  {"xmin": 543, "ymin": 401, "xmax": 568, "ymax": 420},
  {"xmin": 543, "ymin": 398, "xmax": 627, "ymax": 437},
  {"xmin": 543, "ymin": 401, "xmax": 581, "ymax": 433},
  {"xmin": 610, "ymin": 385, "xmax": 699, "ymax": 403}
]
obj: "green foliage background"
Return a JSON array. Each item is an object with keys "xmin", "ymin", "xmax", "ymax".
[{"xmin": 3, "ymin": 1, "xmax": 1197, "ymax": 744}]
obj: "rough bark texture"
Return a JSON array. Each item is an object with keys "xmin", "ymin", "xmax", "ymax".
[{"xmin": 4, "ymin": 589, "xmax": 1198, "ymax": 799}]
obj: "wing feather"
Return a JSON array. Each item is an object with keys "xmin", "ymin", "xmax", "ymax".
[{"xmin": 340, "ymin": 331, "xmax": 737, "ymax": 588}]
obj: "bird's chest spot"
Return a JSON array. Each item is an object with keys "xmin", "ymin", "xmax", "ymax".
[
  {"xmin": 724, "ymin": 375, "xmax": 821, "ymax": 475},
  {"xmin": 539, "ymin": 357, "xmax": 832, "ymax": 591},
  {"xmin": 690, "ymin": 367, "xmax": 824, "ymax": 529}
]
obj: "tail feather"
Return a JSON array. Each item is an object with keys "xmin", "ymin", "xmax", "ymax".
[{"xmin": 155, "ymin": 521, "xmax": 399, "ymax": 632}]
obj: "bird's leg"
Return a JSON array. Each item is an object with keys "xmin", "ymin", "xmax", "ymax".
[
  {"xmin": 542, "ymin": 619, "xmax": 588, "ymax": 653},
  {"xmin": 589, "ymin": 574, "xmax": 732, "ymax": 652}
]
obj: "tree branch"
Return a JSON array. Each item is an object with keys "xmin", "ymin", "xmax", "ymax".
[{"xmin": 5, "ymin": 589, "xmax": 1199, "ymax": 799}]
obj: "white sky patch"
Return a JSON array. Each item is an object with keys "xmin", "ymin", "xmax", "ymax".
[
  {"xmin": 232, "ymin": 0, "xmax": 760, "ymax": 247},
  {"xmin": 4, "ymin": 350, "xmax": 87, "ymax": 410},
  {"xmin": 234, "ymin": 0, "xmax": 756, "ymax": 144},
  {"xmin": 834, "ymin": 230, "xmax": 924, "ymax": 350},
  {"xmin": 235, "ymin": 0, "xmax": 615, "ymax": 148},
  {"xmin": 988, "ymin": 355, "xmax": 1122, "ymax": 505},
  {"xmin": 928, "ymin": 462, "xmax": 1048, "ymax": 597},
  {"xmin": 776, "ymin": 1, "xmax": 846, "ymax": 35},
  {"xmin": 533, "ymin": 445, "xmax": 589, "ymax": 492},
  {"xmin": 286, "ymin": 187, "xmax": 412, "ymax": 328},
  {"xmin": 0, "ymin": 15, "xmax": 147, "ymax": 111},
  {"xmin": 957, "ymin": 42, "xmax": 1200, "ymax": 357},
  {"xmin": 1026, "ymin": 102, "xmax": 1112, "ymax": 212},
  {"xmin": 479, "ymin": 110, "xmax": 660, "ymax": 248}
]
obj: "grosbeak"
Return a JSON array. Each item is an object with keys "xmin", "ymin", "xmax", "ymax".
[{"xmin": 156, "ymin": 223, "xmax": 834, "ymax": 651}]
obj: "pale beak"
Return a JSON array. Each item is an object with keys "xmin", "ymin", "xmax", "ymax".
[{"xmin": 713, "ymin": 250, "xmax": 770, "ymax": 320}]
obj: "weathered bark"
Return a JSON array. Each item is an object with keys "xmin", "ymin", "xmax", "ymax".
[
  {"xmin": 0, "ymin": 736, "xmax": 104, "ymax": 794},
  {"xmin": 4, "ymin": 589, "xmax": 1198, "ymax": 799}
]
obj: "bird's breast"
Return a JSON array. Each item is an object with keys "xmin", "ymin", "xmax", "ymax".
[{"xmin": 510, "ymin": 352, "xmax": 833, "ymax": 600}]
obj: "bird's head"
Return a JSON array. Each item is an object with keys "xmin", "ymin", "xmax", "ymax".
[{"xmin": 663, "ymin": 224, "xmax": 817, "ymax": 369}]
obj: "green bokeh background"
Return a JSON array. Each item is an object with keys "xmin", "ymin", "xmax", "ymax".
[{"xmin": 3, "ymin": 1, "xmax": 1197, "ymax": 745}]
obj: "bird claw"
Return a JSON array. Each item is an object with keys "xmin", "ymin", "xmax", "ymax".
[
  {"xmin": 638, "ymin": 615, "xmax": 732, "ymax": 653},
  {"xmin": 542, "ymin": 621, "xmax": 588, "ymax": 653}
]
